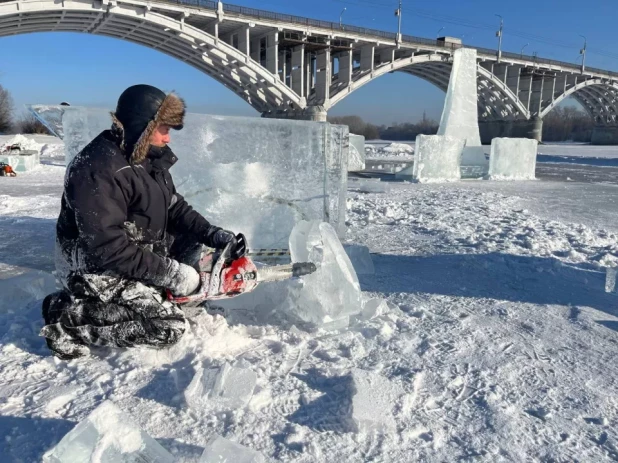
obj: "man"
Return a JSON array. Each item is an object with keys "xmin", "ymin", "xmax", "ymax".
[{"xmin": 40, "ymin": 84, "xmax": 244, "ymax": 360}]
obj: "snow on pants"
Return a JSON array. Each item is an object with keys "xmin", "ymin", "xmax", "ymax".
[{"xmin": 42, "ymin": 236, "xmax": 203, "ymax": 349}]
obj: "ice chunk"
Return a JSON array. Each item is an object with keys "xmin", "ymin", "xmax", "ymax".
[
  {"xmin": 185, "ymin": 362, "xmax": 257, "ymax": 410},
  {"xmin": 343, "ymin": 244, "xmax": 375, "ymax": 275},
  {"xmin": 488, "ymin": 137, "xmax": 538, "ymax": 180},
  {"xmin": 348, "ymin": 134, "xmax": 366, "ymax": 171},
  {"xmin": 396, "ymin": 135, "xmax": 464, "ymax": 182},
  {"xmin": 58, "ymin": 107, "xmax": 349, "ymax": 248},
  {"xmin": 437, "ymin": 48, "xmax": 487, "ymax": 166},
  {"xmin": 606, "ymin": 267, "xmax": 617, "ymax": 293},
  {"xmin": 350, "ymin": 368, "xmax": 402, "ymax": 433},
  {"xmin": 382, "ymin": 142, "xmax": 414, "ymax": 155},
  {"xmin": 43, "ymin": 401, "xmax": 174, "ymax": 463},
  {"xmin": 199, "ymin": 435, "xmax": 265, "ymax": 463},
  {"xmin": 285, "ymin": 221, "xmax": 362, "ymax": 327},
  {"xmin": 0, "ymin": 270, "xmax": 57, "ymax": 314}
]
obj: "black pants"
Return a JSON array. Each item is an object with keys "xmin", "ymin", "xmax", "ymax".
[{"xmin": 41, "ymin": 236, "xmax": 203, "ymax": 351}]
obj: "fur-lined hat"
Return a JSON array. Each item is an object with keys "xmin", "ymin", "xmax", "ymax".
[{"xmin": 111, "ymin": 84, "xmax": 185, "ymax": 164}]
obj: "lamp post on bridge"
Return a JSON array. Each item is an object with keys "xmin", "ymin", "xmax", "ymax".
[
  {"xmin": 521, "ymin": 43, "xmax": 529, "ymax": 58},
  {"xmin": 339, "ymin": 7, "xmax": 346, "ymax": 30},
  {"xmin": 495, "ymin": 14, "xmax": 503, "ymax": 62},
  {"xmin": 395, "ymin": 0, "xmax": 402, "ymax": 44},
  {"xmin": 579, "ymin": 35, "xmax": 587, "ymax": 74},
  {"xmin": 437, "ymin": 26, "xmax": 445, "ymax": 38}
]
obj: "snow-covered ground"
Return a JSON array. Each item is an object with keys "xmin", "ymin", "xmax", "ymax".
[{"xmin": 1, "ymin": 138, "xmax": 618, "ymax": 461}]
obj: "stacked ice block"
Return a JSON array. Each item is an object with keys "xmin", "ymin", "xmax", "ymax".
[
  {"xmin": 55, "ymin": 107, "xmax": 349, "ymax": 249},
  {"xmin": 488, "ymin": 137, "xmax": 538, "ymax": 180},
  {"xmin": 437, "ymin": 48, "xmax": 487, "ymax": 169},
  {"xmin": 0, "ymin": 154, "xmax": 38, "ymax": 172}
]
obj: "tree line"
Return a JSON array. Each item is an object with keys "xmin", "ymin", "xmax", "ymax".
[{"xmin": 329, "ymin": 107, "xmax": 597, "ymax": 143}]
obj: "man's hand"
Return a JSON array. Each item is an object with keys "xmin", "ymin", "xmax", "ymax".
[
  {"xmin": 211, "ymin": 229, "xmax": 248, "ymax": 259},
  {"xmin": 162, "ymin": 258, "xmax": 200, "ymax": 296}
]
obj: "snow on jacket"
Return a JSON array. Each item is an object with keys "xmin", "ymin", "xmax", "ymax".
[{"xmin": 55, "ymin": 128, "xmax": 220, "ymax": 286}]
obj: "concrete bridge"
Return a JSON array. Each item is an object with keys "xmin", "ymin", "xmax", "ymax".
[{"xmin": 1, "ymin": 0, "xmax": 618, "ymax": 143}]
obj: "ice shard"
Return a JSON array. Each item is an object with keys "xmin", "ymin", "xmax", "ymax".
[
  {"xmin": 285, "ymin": 220, "xmax": 362, "ymax": 327},
  {"xmin": 396, "ymin": 135, "xmax": 464, "ymax": 182},
  {"xmin": 437, "ymin": 48, "xmax": 487, "ymax": 167},
  {"xmin": 184, "ymin": 362, "xmax": 257, "ymax": 410},
  {"xmin": 43, "ymin": 401, "xmax": 174, "ymax": 463},
  {"xmin": 488, "ymin": 137, "xmax": 538, "ymax": 180},
  {"xmin": 199, "ymin": 435, "xmax": 265, "ymax": 463},
  {"xmin": 57, "ymin": 107, "xmax": 350, "ymax": 249},
  {"xmin": 26, "ymin": 104, "xmax": 67, "ymax": 139}
]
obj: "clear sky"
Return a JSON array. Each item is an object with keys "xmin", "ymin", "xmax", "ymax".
[{"xmin": 1, "ymin": 0, "xmax": 616, "ymax": 125}]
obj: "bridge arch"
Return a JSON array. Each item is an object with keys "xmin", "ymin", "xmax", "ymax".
[
  {"xmin": 540, "ymin": 79, "xmax": 618, "ymax": 125},
  {"xmin": 0, "ymin": 0, "xmax": 305, "ymax": 113}
]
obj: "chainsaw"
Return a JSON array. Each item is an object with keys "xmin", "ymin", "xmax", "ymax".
[{"xmin": 167, "ymin": 234, "xmax": 317, "ymax": 305}]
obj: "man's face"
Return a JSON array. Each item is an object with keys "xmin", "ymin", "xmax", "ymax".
[{"xmin": 150, "ymin": 124, "xmax": 171, "ymax": 147}]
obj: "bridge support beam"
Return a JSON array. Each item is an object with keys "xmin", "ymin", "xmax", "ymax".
[
  {"xmin": 591, "ymin": 126, "xmax": 618, "ymax": 145},
  {"xmin": 479, "ymin": 117, "xmax": 543, "ymax": 144},
  {"xmin": 262, "ymin": 105, "xmax": 327, "ymax": 122}
]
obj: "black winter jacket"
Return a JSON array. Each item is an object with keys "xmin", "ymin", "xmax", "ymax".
[{"xmin": 56, "ymin": 129, "xmax": 219, "ymax": 285}]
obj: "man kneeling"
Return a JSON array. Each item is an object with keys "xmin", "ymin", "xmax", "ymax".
[{"xmin": 41, "ymin": 84, "xmax": 244, "ymax": 360}]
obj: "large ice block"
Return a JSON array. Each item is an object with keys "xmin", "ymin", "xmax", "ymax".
[
  {"xmin": 488, "ymin": 137, "xmax": 538, "ymax": 180},
  {"xmin": 285, "ymin": 221, "xmax": 362, "ymax": 327},
  {"xmin": 43, "ymin": 401, "xmax": 174, "ymax": 463},
  {"xmin": 395, "ymin": 135, "xmax": 464, "ymax": 183},
  {"xmin": 350, "ymin": 369, "xmax": 401, "ymax": 433},
  {"xmin": 184, "ymin": 362, "xmax": 257, "ymax": 410},
  {"xmin": 348, "ymin": 134, "xmax": 366, "ymax": 171},
  {"xmin": 199, "ymin": 435, "xmax": 265, "ymax": 463},
  {"xmin": 437, "ymin": 48, "xmax": 487, "ymax": 167},
  {"xmin": 0, "ymin": 153, "xmax": 39, "ymax": 172},
  {"xmin": 58, "ymin": 107, "xmax": 349, "ymax": 248},
  {"xmin": 27, "ymin": 104, "xmax": 66, "ymax": 139},
  {"xmin": 0, "ymin": 270, "xmax": 57, "ymax": 314}
]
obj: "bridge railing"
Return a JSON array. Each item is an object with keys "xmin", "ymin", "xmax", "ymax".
[{"xmin": 121, "ymin": 0, "xmax": 618, "ymax": 78}]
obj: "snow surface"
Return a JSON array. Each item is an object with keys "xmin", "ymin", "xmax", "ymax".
[{"xmin": 1, "ymin": 140, "xmax": 618, "ymax": 461}]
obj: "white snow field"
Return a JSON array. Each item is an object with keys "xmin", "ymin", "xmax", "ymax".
[{"xmin": 1, "ymin": 137, "xmax": 618, "ymax": 461}]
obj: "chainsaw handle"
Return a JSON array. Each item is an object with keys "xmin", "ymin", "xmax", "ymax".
[{"xmin": 232, "ymin": 233, "xmax": 248, "ymax": 260}]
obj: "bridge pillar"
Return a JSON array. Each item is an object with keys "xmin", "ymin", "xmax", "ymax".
[
  {"xmin": 479, "ymin": 117, "xmax": 543, "ymax": 144},
  {"xmin": 591, "ymin": 126, "xmax": 618, "ymax": 145},
  {"xmin": 261, "ymin": 105, "xmax": 327, "ymax": 122}
]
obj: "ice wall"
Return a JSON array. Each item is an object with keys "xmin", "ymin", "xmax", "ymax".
[
  {"xmin": 488, "ymin": 137, "xmax": 538, "ymax": 180},
  {"xmin": 58, "ymin": 107, "xmax": 349, "ymax": 248},
  {"xmin": 396, "ymin": 135, "xmax": 465, "ymax": 182},
  {"xmin": 437, "ymin": 48, "xmax": 487, "ymax": 167}
]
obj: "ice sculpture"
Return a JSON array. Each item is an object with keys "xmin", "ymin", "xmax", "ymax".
[
  {"xmin": 348, "ymin": 134, "xmax": 366, "ymax": 171},
  {"xmin": 43, "ymin": 401, "xmax": 174, "ymax": 463},
  {"xmin": 57, "ymin": 107, "xmax": 349, "ymax": 248},
  {"xmin": 184, "ymin": 362, "xmax": 257, "ymax": 410},
  {"xmin": 488, "ymin": 138, "xmax": 538, "ymax": 180},
  {"xmin": 437, "ymin": 48, "xmax": 487, "ymax": 167},
  {"xmin": 350, "ymin": 369, "xmax": 401, "ymax": 433},
  {"xmin": 199, "ymin": 435, "xmax": 265, "ymax": 463},
  {"xmin": 285, "ymin": 220, "xmax": 362, "ymax": 327},
  {"xmin": 343, "ymin": 244, "xmax": 375, "ymax": 275},
  {"xmin": 396, "ymin": 135, "xmax": 464, "ymax": 182}
]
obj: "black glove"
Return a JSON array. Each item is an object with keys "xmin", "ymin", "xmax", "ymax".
[{"xmin": 211, "ymin": 229, "xmax": 248, "ymax": 259}]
